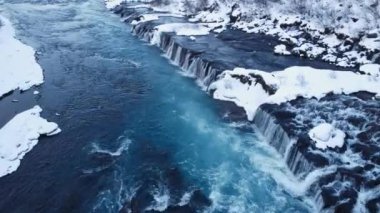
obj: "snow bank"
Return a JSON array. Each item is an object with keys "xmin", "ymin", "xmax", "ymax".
[
  {"xmin": 0, "ymin": 15, "xmax": 44, "ymax": 98},
  {"xmin": 151, "ymin": 23, "xmax": 213, "ymax": 45},
  {"xmin": 131, "ymin": 13, "xmax": 183, "ymax": 25},
  {"xmin": 0, "ymin": 106, "xmax": 61, "ymax": 177},
  {"xmin": 360, "ymin": 64, "xmax": 380, "ymax": 77},
  {"xmin": 274, "ymin": 44, "xmax": 291, "ymax": 55},
  {"xmin": 308, "ymin": 123, "xmax": 345, "ymax": 150},
  {"xmin": 210, "ymin": 67, "xmax": 380, "ymax": 120}
]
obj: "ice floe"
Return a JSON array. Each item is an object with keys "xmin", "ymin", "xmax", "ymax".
[
  {"xmin": 0, "ymin": 106, "xmax": 61, "ymax": 177},
  {"xmin": 0, "ymin": 15, "xmax": 44, "ymax": 98}
]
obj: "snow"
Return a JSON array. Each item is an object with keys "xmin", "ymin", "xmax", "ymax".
[
  {"xmin": 274, "ymin": 44, "xmax": 291, "ymax": 55},
  {"xmin": 360, "ymin": 64, "xmax": 380, "ymax": 77},
  {"xmin": 0, "ymin": 15, "xmax": 44, "ymax": 98},
  {"xmin": 321, "ymin": 35, "xmax": 341, "ymax": 48},
  {"xmin": 126, "ymin": 0, "xmax": 380, "ymax": 67},
  {"xmin": 292, "ymin": 43, "xmax": 325, "ymax": 58},
  {"xmin": 131, "ymin": 13, "xmax": 183, "ymax": 25},
  {"xmin": 209, "ymin": 69, "xmax": 273, "ymax": 121},
  {"xmin": 0, "ymin": 106, "xmax": 61, "ymax": 177},
  {"xmin": 308, "ymin": 123, "xmax": 345, "ymax": 150},
  {"xmin": 151, "ymin": 23, "xmax": 213, "ymax": 45},
  {"xmin": 359, "ymin": 33, "xmax": 380, "ymax": 51},
  {"xmin": 104, "ymin": 0, "xmax": 124, "ymax": 9},
  {"xmin": 210, "ymin": 67, "xmax": 380, "ymax": 120}
]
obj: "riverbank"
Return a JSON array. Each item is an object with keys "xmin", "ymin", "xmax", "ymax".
[
  {"xmin": 107, "ymin": 1, "xmax": 380, "ymax": 212},
  {"xmin": 0, "ymin": 14, "xmax": 60, "ymax": 178}
]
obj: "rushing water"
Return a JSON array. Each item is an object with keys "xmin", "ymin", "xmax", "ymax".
[{"xmin": 0, "ymin": 0, "xmax": 313, "ymax": 212}]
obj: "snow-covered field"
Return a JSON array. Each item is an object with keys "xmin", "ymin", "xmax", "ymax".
[
  {"xmin": 0, "ymin": 15, "xmax": 60, "ymax": 177},
  {"xmin": 0, "ymin": 15, "xmax": 44, "ymax": 98}
]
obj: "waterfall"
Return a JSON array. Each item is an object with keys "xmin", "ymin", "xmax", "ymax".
[
  {"xmin": 121, "ymin": 7, "xmax": 377, "ymax": 213},
  {"xmin": 132, "ymin": 18, "xmax": 320, "ymax": 180},
  {"xmin": 253, "ymin": 108, "xmax": 316, "ymax": 177},
  {"xmin": 131, "ymin": 24, "xmax": 219, "ymax": 88}
]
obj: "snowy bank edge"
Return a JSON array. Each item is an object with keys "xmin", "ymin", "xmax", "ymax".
[
  {"xmin": 0, "ymin": 106, "xmax": 61, "ymax": 178},
  {"xmin": 0, "ymin": 15, "xmax": 44, "ymax": 98},
  {"xmin": 209, "ymin": 66, "xmax": 380, "ymax": 121}
]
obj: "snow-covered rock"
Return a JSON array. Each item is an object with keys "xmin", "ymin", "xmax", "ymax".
[
  {"xmin": 151, "ymin": 23, "xmax": 214, "ymax": 45},
  {"xmin": 0, "ymin": 15, "xmax": 44, "ymax": 98},
  {"xmin": 131, "ymin": 13, "xmax": 183, "ymax": 25},
  {"xmin": 274, "ymin": 44, "xmax": 291, "ymax": 55},
  {"xmin": 0, "ymin": 106, "xmax": 61, "ymax": 177},
  {"xmin": 292, "ymin": 43, "xmax": 326, "ymax": 58},
  {"xmin": 210, "ymin": 67, "xmax": 380, "ymax": 120},
  {"xmin": 308, "ymin": 123, "xmax": 346, "ymax": 150}
]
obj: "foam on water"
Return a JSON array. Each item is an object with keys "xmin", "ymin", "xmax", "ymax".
[{"xmin": 90, "ymin": 137, "xmax": 131, "ymax": 157}]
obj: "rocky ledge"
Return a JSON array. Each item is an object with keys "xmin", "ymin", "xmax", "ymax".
[{"xmin": 107, "ymin": 2, "xmax": 380, "ymax": 212}]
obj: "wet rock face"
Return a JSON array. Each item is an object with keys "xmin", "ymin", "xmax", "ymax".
[{"xmin": 257, "ymin": 93, "xmax": 380, "ymax": 212}]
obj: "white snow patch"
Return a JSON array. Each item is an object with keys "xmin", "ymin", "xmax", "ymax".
[
  {"xmin": 274, "ymin": 44, "xmax": 291, "ymax": 55},
  {"xmin": 104, "ymin": 0, "xmax": 124, "ymax": 9},
  {"xmin": 308, "ymin": 123, "xmax": 346, "ymax": 150},
  {"xmin": 321, "ymin": 35, "xmax": 341, "ymax": 48},
  {"xmin": 0, "ymin": 15, "xmax": 44, "ymax": 98},
  {"xmin": 210, "ymin": 67, "xmax": 380, "ymax": 120},
  {"xmin": 151, "ymin": 23, "xmax": 212, "ymax": 45},
  {"xmin": 0, "ymin": 106, "xmax": 61, "ymax": 177},
  {"xmin": 131, "ymin": 13, "xmax": 183, "ymax": 25},
  {"xmin": 292, "ymin": 43, "xmax": 325, "ymax": 58},
  {"xmin": 360, "ymin": 64, "xmax": 380, "ymax": 77}
]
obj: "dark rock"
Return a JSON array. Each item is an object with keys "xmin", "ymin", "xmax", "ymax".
[
  {"xmin": 188, "ymin": 190, "xmax": 212, "ymax": 209},
  {"xmin": 366, "ymin": 197, "xmax": 380, "ymax": 213},
  {"xmin": 351, "ymin": 17, "xmax": 359, "ymax": 22}
]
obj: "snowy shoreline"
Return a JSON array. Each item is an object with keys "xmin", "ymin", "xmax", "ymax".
[
  {"xmin": 108, "ymin": 0, "xmax": 380, "ymax": 68},
  {"xmin": 0, "ymin": 106, "xmax": 61, "ymax": 177},
  {"xmin": 0, "ymin": 15, "xmax": 44, "ymax": 98},
  {"xmin": 209, "ymin": 66, "xmax": 380, "ymax": 121},
  {"xmin": 0, "ymin": 15, "xmax": 60, "ymax": 177}
]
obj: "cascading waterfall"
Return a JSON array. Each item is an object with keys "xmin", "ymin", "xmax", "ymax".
[
  {"xmin": 128, "ymin": 17, "xmax": 347, "ymax": 212},
  {"xmin": 253, "ymin": 107, "xmax": 316, "ymax": 176},
  {"xmin": 131, "ymin": 24, "xmax": 219, "ymax": 88}
]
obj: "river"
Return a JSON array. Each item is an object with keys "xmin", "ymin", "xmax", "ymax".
[{"xmin": 0, "ymin": 0, "xmax": 313, "ymax": 212}]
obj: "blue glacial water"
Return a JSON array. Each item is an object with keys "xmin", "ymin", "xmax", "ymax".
[{"xmin": 0, "ymin": 0, "xmax": 313, "ymax": 212}]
